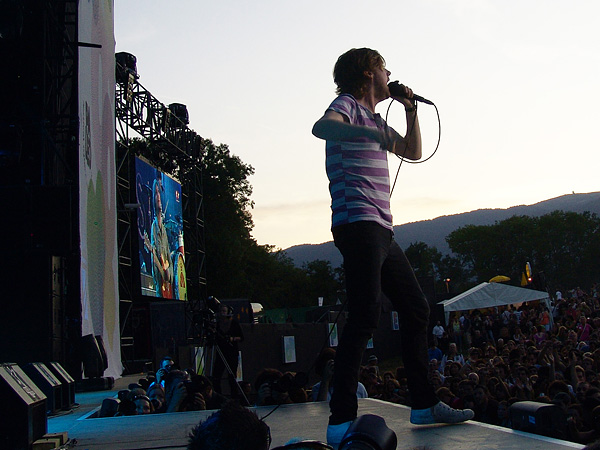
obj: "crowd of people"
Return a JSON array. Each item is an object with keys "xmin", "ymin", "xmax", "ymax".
[
  {"xmin": 376, "ymin": 284, "xmax": 600, "ymax": 444},
  {"xmin": 101, "ymin": 284, "xmax": 600, "ymax": 446},
  {"xmin": 246, "ymin": 284, "xmax": 600, "ymax": 445},
  {"xmin": 98, "ymin": 356, "xmax": 233, "ymax": 417}
]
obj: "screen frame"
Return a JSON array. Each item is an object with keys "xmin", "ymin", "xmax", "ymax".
[{"xmin": 134, "ymin": 156, "xmax": 187, "ymax": 301}]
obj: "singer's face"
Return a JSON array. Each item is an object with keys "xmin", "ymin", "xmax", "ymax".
[{"xmin": 373, "ymin": 66, "xmax": 391, "ymax": 101}]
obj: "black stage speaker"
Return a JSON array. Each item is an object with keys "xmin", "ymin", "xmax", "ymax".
[
  {"xmin": 510, "ymin": 401, "xmax": 567, "ymax": 439},
  {"xmin": 0, "ymin": 363, "xmax": 47, "ymax": 450},
  {"xmin": 77, "ymin": 334, "xmax": 114, "ymax": 392},
  {"xmin": 22, "ymin": 362, "xmax": 63, "ymax": 413},
  {"xmin": 81, "ymin": 334, "xmax": 107, "ymax": 378},
  {"xmin": 48, "ymin": 362, "xmax": 75, "ymax": 409}
]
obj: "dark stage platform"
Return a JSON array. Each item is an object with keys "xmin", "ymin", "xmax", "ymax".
[{"xmin": 47, "ymin": 375, "xmax": 585, "ymax": 450}]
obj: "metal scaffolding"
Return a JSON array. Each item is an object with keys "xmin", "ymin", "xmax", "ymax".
[{"xmin": 115, "ymin": 61, "xmax": 207, "ymax": 367}]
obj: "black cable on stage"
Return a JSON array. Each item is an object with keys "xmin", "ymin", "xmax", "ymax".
[
  {"xmin": 401, "ymin": 101, "xmax": 441, "ymax": 165},
  {"xmin": 386, "ymin": 98, "xmax": 441, "ymax": 198}
]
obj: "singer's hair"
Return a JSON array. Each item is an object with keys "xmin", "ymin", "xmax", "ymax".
[
  {"xmin": 152, "ymin": 177, "xmax": 163, "ymax": 215},
  {"xmin": 333, "ymin": 48, "xmax": 385, "ymax": 98},
  {"xmin": 187, "ymin": 402, "xmax": 270, "ymax": 450}
]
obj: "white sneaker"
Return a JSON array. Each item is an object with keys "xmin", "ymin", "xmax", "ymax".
[{"xmin": 410, "ymin": 401, "xmax": 474, "ymax": 425}]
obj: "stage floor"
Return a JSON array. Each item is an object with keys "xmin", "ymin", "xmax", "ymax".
[{"xmin": 48, "ymin": 375, "xmax": 585, "ymax": 450}]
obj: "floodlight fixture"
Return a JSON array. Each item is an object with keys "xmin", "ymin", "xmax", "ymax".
[
  {"xmin": 168, "ymin": 103, "xmax": 189, "ymax": 128},
  {"xmin": 115, "ymin": 51, "xmax": 138, "ymax": 84}
]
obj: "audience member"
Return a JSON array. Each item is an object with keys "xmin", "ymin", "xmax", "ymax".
[
  {"xmin": 366, "ymin": 354, "xmax": 380, "ymax": 376},
  {"xmin": 147, "ymin": 382, "xmax": 167, "ymax": 412},
  {"xmin": 472, "ymin": 385, "xmax": 498, "ymax": 425},
  {"xmin": 133, "ymin": 393, "xmax": 154, "ymax": 415},
  {"xmin": 254, "ymin": 368, "xmax": 308, "ymax": 406},
  {"xmin": 164, "ymin": 370, "xmax": 206, "ymax": 412},
  {"xmin": 156, "ymin": 356, "xmax": 177, "ymax": 386},
  {"xmin": 187, "ymin": 402, "xmax": 270, "ymax": 450},
  {"xmin": 188, "ymin": 375, "xmax": 228, "ymax": 410},
  {"xmin": 427, "ymin": 341, "xmax": 443, "ymax": 362},
  {"xmin": 440, "ymin": 342, "xmax": 465, "ymax": 373},
  {"xmin": 311, "ymin": 348, "xmax": 368, "ymax": 402},
  {"xmin": 104, "ymin": 282, "xmax": 600, "ymax": 448},
  {"xmin": 212, "ymin": 304, "xmax": 244, "ymax": 396},
  {"xmin": 432, "ymin": 321, "xmax": 445, "ymax": 347}
]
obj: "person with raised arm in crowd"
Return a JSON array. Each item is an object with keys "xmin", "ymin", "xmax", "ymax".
[{"xmin": 312, "ymin": 47, "xmax": 473, "ymax": 447}]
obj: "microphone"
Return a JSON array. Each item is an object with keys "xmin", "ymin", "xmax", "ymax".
[{"xmin": 388, "ymin": 81, "xmax": 434, "ymax": 105}]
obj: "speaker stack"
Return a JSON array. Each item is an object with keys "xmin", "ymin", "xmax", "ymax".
[
  {"xmin": 22, "ymin": 362, "xmax": 63, "ymax": 414},
  {"xmin": 48, "ymin": 361, "xmax": 76, "ymax": 410},
  {"xmin": 0, "ymin": 363, "xmax": 47, "ymax": 450}
]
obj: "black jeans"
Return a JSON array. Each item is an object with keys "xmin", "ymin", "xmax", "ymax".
[{"xmin": 329, "ymin": 221, "xmax": 438, "ymax": 424}]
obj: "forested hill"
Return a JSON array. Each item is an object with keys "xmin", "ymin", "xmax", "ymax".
[{"xmin": 283, "ymin": 191, "xmax": 600, "ymax": 268}]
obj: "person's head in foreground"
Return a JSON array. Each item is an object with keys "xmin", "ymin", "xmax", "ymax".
[{"xmin": 187, "ymin": 401, "xmax": 270, "ymax": 450}]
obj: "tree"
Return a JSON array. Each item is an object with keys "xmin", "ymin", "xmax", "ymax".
[
  {"xmin": 436, "ymin": 253, "xmax": 471, "ymax": 295},
  {"xmin": 199, "ymin": 139, "xmax": 334, "ymax": 308},
  {"xmin": 446, "ymin": 211, "xmax": 600, "ymax": 291},
  {"xmin": 404, "ymin": 241, "xmax": 470, "ymax": 295},
  {"xmin": 532, "ymin": 211, "xmax": 600, "ymax": 289},
  {"xmin": 303, "ymin": 259, "xmax": 343, "ymax": 306},
  {"xmin": 405, "ymin": 242, "xmax": 440, "ymax": 279},
  {"xmin": 200, "ymin": 138, "xmax": 256, "ymax": 297},
  {"xmin": 241, "ymin": 245, "xmax": 308, "ymax": 309}
]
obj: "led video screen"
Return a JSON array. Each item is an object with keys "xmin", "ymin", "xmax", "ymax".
[{"xmin": 135, "ymin": 157, "xmax": 187, "ymax": 300}]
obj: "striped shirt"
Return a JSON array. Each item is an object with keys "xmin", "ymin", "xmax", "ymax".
[{"xmin": 325, "ymin": 94, "xmax": 392, "ymax": 230}]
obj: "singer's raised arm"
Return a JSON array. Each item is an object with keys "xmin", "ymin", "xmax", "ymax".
[
  {"xmin": 312, "ymin": 110, "xmax": 380, "ymax": 142},
  {"xmin": 312, "ymin": 109, "xmax": 421, "ymax": 161}
]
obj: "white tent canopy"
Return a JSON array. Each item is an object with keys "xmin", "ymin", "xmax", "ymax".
[{"xmin": 438, "ymin": 282, "xmax": 551, "ymax": 324}]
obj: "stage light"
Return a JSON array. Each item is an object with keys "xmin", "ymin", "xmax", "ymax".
[
  {"xmin": 115, "ymin": 52, "xmax": 138, "ymax": 84},
  {"xmin": 169, "ymin": 103, "xmax": 189, "ymax": 128}
]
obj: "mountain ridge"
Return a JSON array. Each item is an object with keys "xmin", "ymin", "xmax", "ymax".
[{"xmin": 283, "ymin": 191, "xmax": 600, "ymax": 268}]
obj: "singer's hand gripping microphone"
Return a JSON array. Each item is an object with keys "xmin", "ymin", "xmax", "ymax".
[{"xmin": 388, "ymin": 81, "xmax": 434, "ymax": 105}]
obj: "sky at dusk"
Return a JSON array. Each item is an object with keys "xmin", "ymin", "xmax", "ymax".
[{"xmin": 114, "ymin": 0, "xmax": 600, "ymax": 250}]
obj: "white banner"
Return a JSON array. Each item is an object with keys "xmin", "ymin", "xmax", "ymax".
[{"xmin": 78, "ymin": 0, "xmax": 121, "ymax": 379}]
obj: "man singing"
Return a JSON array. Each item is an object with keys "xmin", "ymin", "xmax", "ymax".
[
  {"xmin": 312, "ymin": 48, "xmax": 473, "ymax": 447},
  {"xmin": 149, "ymin": 177, "xmax": 174, "ymax": 298}
]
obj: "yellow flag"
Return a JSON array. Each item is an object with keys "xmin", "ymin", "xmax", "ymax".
[{"xmin": 521, "ymin": 272, "xmax": 528, "ymax": 286}]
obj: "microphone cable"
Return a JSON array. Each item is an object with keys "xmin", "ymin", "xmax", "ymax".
[
  {"xmin": 261, "ymin": 93, "xmax": 439, "ymax": 421},
  {"xmin": 386, "ymin": 98, "xmax": 441, "ymax": 198}
]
